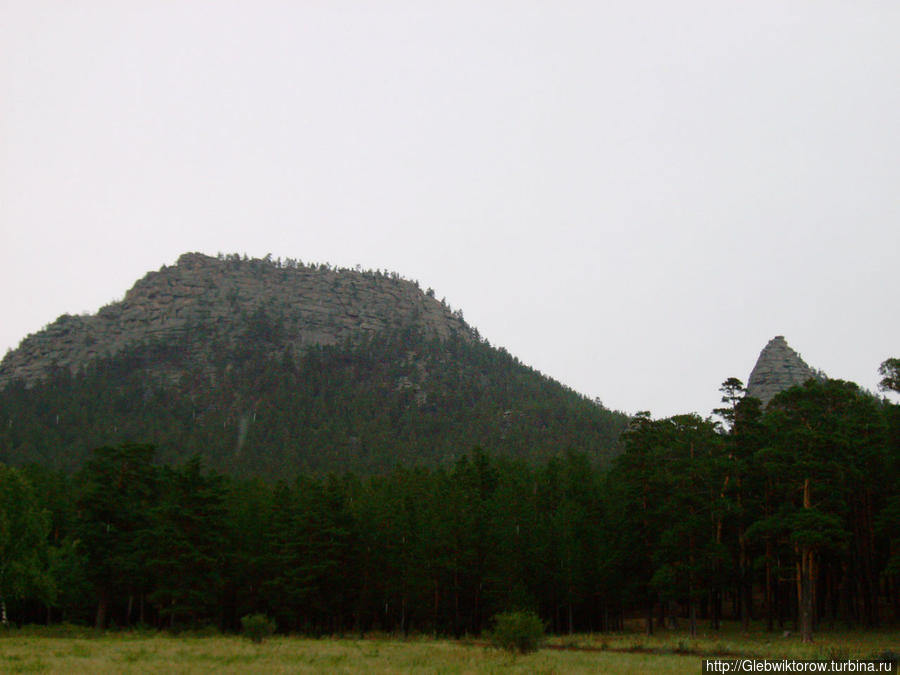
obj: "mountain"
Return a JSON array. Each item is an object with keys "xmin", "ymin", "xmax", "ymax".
[
  {"xmin": 0, "ymin": 253, "xmax": 628, "ymax": 476},
  {"xmin": 746, "ymin": 335, "xmax": 822, "ymax": 405},
  {"xmin": 0, "ymin": 252, "xmax": 468, "ymax": 388}
]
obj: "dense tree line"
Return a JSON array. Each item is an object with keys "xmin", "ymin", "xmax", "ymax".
[
  {"xmin": 610, "ymin": 372, "xmax": 900, "ymax": 642},
  {"xmin": 1, "ymin": 364, "xmax": 898, "ymax": 640},
  {"xmin": 3, "ymin": 444, "xmax": 612, "ymax": 634}
]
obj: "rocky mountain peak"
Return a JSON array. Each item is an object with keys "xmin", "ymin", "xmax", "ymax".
[
  {"xmin": 0, "ymin": 252, "xmax": 470, "ymax": 389},
  {"xmin": 746, "ymin": 335, "xmax": 821, "ymax": 405}
]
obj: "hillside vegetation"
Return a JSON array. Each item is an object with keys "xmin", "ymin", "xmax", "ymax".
[
  {"xmin": 1, "ymin": 373, "xmax": 898, "ymax": 640},
  {"xmin": 0, "ymin": 253, "xmax": 627, "ymax": 476},
  {"xmin": 0, "ymin": 325, "xmax": 626, "ymax": 475}
]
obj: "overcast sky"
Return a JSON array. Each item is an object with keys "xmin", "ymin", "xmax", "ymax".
[{"xmin": 2, "ymin": 1, "xmax": 898, "ymax": 418}]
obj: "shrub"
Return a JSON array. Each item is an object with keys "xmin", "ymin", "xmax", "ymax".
[
  {"xmin": 488, "ymin": 610, "xmax": 545, "ymax": 654},
  {"xmin": 240, "ymin": 614, "xmax": 276, "ymax": 643}
]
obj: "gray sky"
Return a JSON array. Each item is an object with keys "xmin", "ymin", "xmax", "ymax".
[{"xmin": 2, "ymin": 1, "xmax": 898, "ymax": 418}]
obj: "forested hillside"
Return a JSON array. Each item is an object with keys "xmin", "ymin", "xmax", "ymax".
[
  {"xmin": 0, "ymin": 324, "xmax": 627, "ymax": 476},
  {"xmin": 2, "ymin": 370, "xmax": 898, "ymax": 638},
  {"xmin": 0, "ymin": 253, "xmax": 628, "ymax": 476}
]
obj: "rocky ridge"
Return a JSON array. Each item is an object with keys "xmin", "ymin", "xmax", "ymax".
[
  {"xmin": 0, "ymin": 252, "xmax": 470, "ymax": 388},
  {"xmin": 746, "ymin": 335, "xmax": 821, "ymax": 405}
]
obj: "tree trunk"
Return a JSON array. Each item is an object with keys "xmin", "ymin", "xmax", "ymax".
[
  {"xmin": 797, "ymin": 547, "xmax": 815, "ymax": 643},
  {"xmin": 453, "ymin": 565, "xmax": 461, "ymax": 638},
  {"xmin": 765, "ymin": 541, "xmax": 774, "ymax": 631},
  {"xmin": 859, "ymin": 491, "xmax": 879, "ymax": 627},
  {"xmin": 740, "ymin": 532, "xmax": 751, "ymax": 631},
  {"xmin": 401, "ymin": 595, "xmax": 408, "ymax": 637},
  {"xmin": 432, "ymin": 579, "xmax": 440, "ymax": 638},
  {"xmin": 95, "ymin": 590, "xmax": 109, "ymax": 630},
  {"xmin": 713, "ymin": 517, "xmax": 723, "ymax": 631},
  {"xmin": 711, "ymin": 589, "xmax": 721, "ymax": 631},
  {"xmin": 797, "ymin": 479, "xmax": 814, "ymax": 643}
]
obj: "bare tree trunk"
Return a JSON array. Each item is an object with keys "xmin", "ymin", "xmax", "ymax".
[
  {"xmin": 765, "ymin": 541, "xmax": 774, "ymax": 631},
  {"xmin": 861, "ymin": 490, "xmax": 879, "ymax": 627},
  {"xmin": 713, "ymin": 516, "xmax": 723, "ymax": 631},
  {"xmin": 432, "ymin": 579, "xmax": 439, "ymax": 638},
  {"xmin": 401, "ymin": 595, "xmax": 407, "ymax": 637},
  {"xmin": 740, "ymin": 532, "xmax": 751, "ymax": 631},
  {"xmin": 797, "ymin": 548, "xmax": 815, "ymax": 643},
  {"xmin": 453, "ymin": 566, "xmax": 461, "ymax": 638},
  {"xmin": 95, "ymin": 591, "xmax": 109, "ymax": 630},
  {"xmin": 711, "ymin": 589, "xmax": 721, "ymax": 631},
  {"xmin": 797, "ymin": 479, "xmax": 814, "ymax": 644},
  {"xmin": 777, "ymin": 578, "xmax": 785, "ymax": 630}
]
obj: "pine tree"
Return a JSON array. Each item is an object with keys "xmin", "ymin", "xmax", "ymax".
[
  {"xmin": 76, "ymin": 443, "xmax": 158, "ymax": 628},
  {"xmin": 148, "ymin": 456, "xmax": 226, "ymax": 628}
]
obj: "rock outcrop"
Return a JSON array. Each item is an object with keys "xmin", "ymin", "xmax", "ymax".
[
  {"xmin": 746, "ymin": 335, "xmax": 821, "ymax": 405},
  {"xmin": 0, "ymin": 253, "xmax": 469, "ymax": 388}
]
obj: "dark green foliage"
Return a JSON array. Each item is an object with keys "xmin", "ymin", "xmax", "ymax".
[
  {"xmin": 606, "ymin": 375, "xmax": 897, "ymax": 640},
  {"xmin": 0, "ymin": 324, "xmax": 628, "ymax": 477},
  {"xmin": 1, "ymin": 358, "xmax": 899, "ymax": 639},
  {"xmin": 759, "ymin": 379, "xmax": 886, "ymax": 639},
  {"xmin": 0, "ymin": 465, "xmax": 55, "ymax": 613},
  {"xmin": 880, "ymin": 358, "xmax": 900, "ymax": 395},
  {"xmin": 147, "ymin": 456, "xmax": 227, "ymax": 627},
  {"xmin": 608, "ymin": 413, "xmax": 730, "ymax": 635},
  {"xmin": 489, "ymin": 610, "xmax": 545, "ymax": 654},
  {"xmin": 75, "ymin": 443, "xmax": 158, "ymax": 628},
  {"xmin": 240, "ymin": 613, "xmax": 275, "ymax": 643}
]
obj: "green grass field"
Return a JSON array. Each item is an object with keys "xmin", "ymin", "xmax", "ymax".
[{"xmin": 1, "ymin": 624, "xmax": 896, "ymax": 674}]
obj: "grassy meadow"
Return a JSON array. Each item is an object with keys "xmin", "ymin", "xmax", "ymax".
[{"xmin": 1, "ymin": 624, "xmax": 897, "ymax": 674}]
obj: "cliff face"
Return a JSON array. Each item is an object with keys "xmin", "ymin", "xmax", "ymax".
[
  {"xmin": 746, "ymin": 335, "xmax": 820, "ymax": 405},
  {"xmin": 0, "ymin": 253, "xmax": 469, "ymax": 388}
]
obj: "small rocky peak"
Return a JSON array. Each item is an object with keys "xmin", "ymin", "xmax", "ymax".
[{"xmin": 746, "ymin": 336, "xmax": 821, "ymax": 406}]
